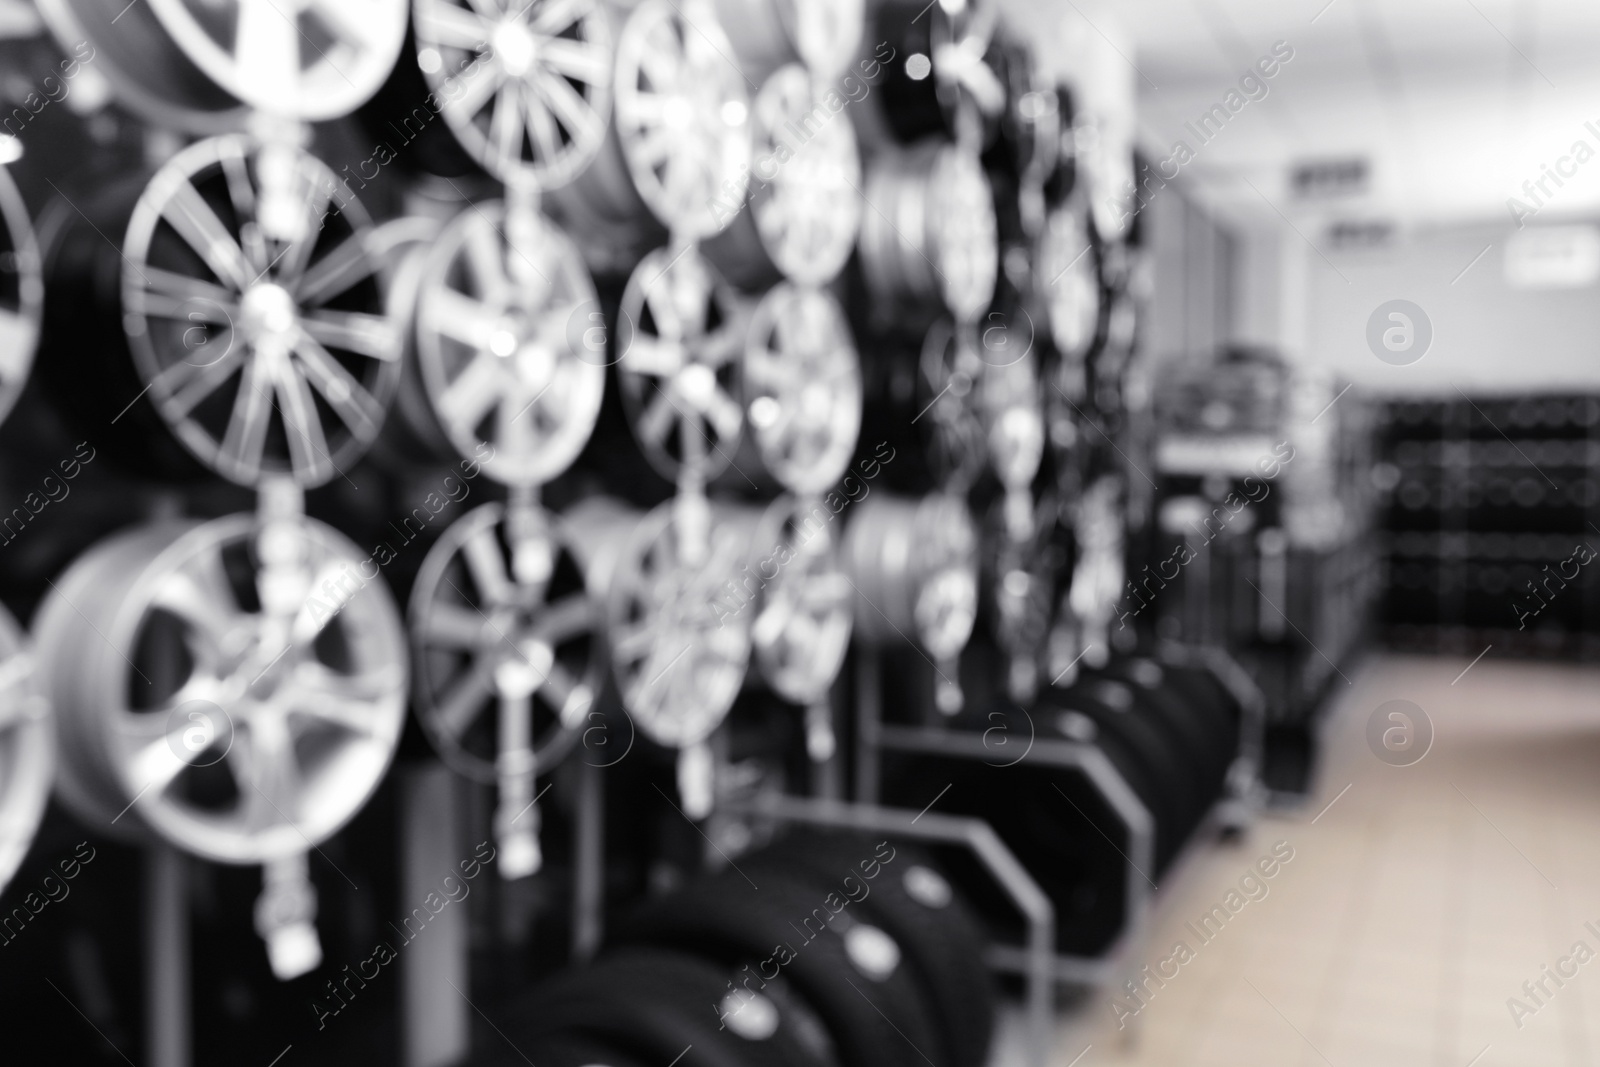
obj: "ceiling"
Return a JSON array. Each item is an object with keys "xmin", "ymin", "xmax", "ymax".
[{"xmin": 1090, "ymin": 0, "xmax": 1600, "ymax": 231}]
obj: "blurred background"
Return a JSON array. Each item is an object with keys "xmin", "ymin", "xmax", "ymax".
[{"xmin": 0, "ymin": 1, "xmax": 1594, "ymax": 1065}]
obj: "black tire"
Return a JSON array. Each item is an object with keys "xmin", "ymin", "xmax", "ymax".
[
  {"xmin": 1094, "ymin": 657, "xmax": 1233, "ymax": 797},
  {"xmin": 612, "ymin": 869, "xmax": 946, "ymax": 1067},
  {"xmin": 502, "ymin": 947, "xmax": 840, "ymax": 1067},
  {"xmin": 741, "ymin": 830, "xmax": 995, "ymax": 1067},
  {"xmin": 471, "ymin": 1031, "xmax": 651, "ymax": 1067}
]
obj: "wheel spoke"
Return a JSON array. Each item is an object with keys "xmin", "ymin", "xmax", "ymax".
[
  {"xmin": 703, "ymin": 385, "xmax": 742, "ymax": 442},
  {"xmin": 534, "ymin": 659, "xmax": 589, "ymax": 722},
  {"xmin": 462, "ymin": 526, "xmax": 513, "ymax": 605},
  {"xmin": 497, "ymin": 389, "xmax": 538, "ymax": 457},
  {"xmin": 635, "ymin": 387, "xmax": 677, "ymax": 445},
  {"xmin": 538, "ymin": 36, "xmax": 608, "ymax": 84},
  {"xmin": 431, "ymin": 660, "xmax": 494, "ymax": 737},
  {"xmin": 489, "ymin": 81, "xmax": 525, "ymax": 174},
  {"xmin": 460, "ymin": 213, "xmax": 511, "ymax": 307},
  {"xmin": 220, "ymin": 355, "xmax": 273, "ymax": 482},
  {"xmin": 291, "ymin": 333, "xmax": 383, "ymax": 438},
  {"xmin": 438, "ymin": 351, "xmax": 504, "ymax": 430},
  {"xmin": 285, "ymin": 662, "xmax": 403, "ymax": 733},
  {"xmin": 420, "ymin": 602, "xmax": 490, "ymax": 650},
  {"xmin": 535, "ymin": 69, "xmax": 600, "ymax": 146},
  {"xmin": 442, "ymin": 61, "xmax": 506, "ymax": 127},
  {"xmin": 133, "ymin": 267, "xmax": 240, "ymax": 321},
  {"xmin": 0, "ymin": 310, "xmax": 35, "ymax": 381},
  {"xmin": 300, "ymin": 308, "xmax": 401, "ymax": 361},
  {"xmin": 294, "ymin": 231, "xmax": 379, "ymax": 308},
  {"xmin": 154, "ymin": 346, "xmax": 247, "ymax": 419},
  {"xmin": 534, "ymin": 593, "xmax": 596, "ymax": 643},
  {"xmin": 620, "ymin": 334, "xmax": 683, "ymax": 377},
  {"xmin": 275, "ymin": 356, "xmax": 334, "ymax": 483},
  {"xmin": 160, "ymin": 179, "xmax": 253, "ymax": 292},
  {"xmin": 150, "ymin": 544, "xmax": 245, "ymax": 647},
  {"xmin": 531, "ymin": 0, "xmax": 586, "ymax": 35},
  {"xmin": 232, "ymin": 716, "xmax": 300, "ymax": 832},
  {"xmin": 519, "ymin": 83, "xmax": 562, "ymax": 165},
  {"xmin": 418, "ymin": 1, "xmax": 493, "ymax": 49}
]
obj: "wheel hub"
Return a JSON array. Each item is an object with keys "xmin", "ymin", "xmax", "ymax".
[
  {"xmin": 240, "ymin": 283, "xmax": 298, "ymax": 346},
  {"xmin": 494, "ymin": 20, "xmax": 539, "ymax": 79}
]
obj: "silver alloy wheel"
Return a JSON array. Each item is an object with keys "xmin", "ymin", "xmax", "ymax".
[
  {"xmin": 617, "ymin": 245, "xmax": 745, "ymax": 483},
  {"xmin": 1040, "ymin": 201, "xmax": 1099, "ymax": 362},
  {"xmin": 413, "ymin": 201, "xmax": 604, "ymax": 486},
  {"xmin": 34, "ymin": 515, "xmax": 407, "ymax": 864},
  {"xmin": 0, "ymin": 166, "xmax": 41, "ymax": 429},
  {"xmin": 711, "ymin": 0, "xmax": 864, "ymax": 81},
  {"xmin": 0, "ymin": 604, "xmax": 52, "ymax": 898},
  {"xmin": 412, "ymin": 0, "xmax": 613, "ymax": 190},
  {"xmin": 35, "ymin": 0, "xmax": 251, "ymax": 133},
  {"xmin": 409, "ymin": 501, "xmax": 599, "ymax": 783},
  {"xmin": 121, "ymin": 135, "xmax": 402, "ymax": 488},
  {"xmin": 859, "ymin": 141, "xmax": 997, "ymax": 325},
  {"xmin": 613, "ymin": 0, "xmax": 751, "ymax": 239},
  {"xmin": 979, "ymin": 347, "xmax": 1045, "ymax": 491},
  {"xmin": 736, "ymin": 496, "xmax": 852, "ymax": 705},
  {"xmin": 743, "ymin": 283, "xmax": 860, "ymax": 496},
  {"xmin": 918, "ymin": 319, "xmax": 988, "ymax": 491},
  {"xmin": 842, "ymin": 492, "xmax": 977, "ymax": 663},
  {"xmin": 604, "ymin": 500, "xmax": 750, "ymax": 749},
  {"xmin": 144, "ymin": 0, "xmax": 408, "ymax": 120},
  {"xmin": 748, "ymin": 64, "xmax": 861, "ymax": 287}
]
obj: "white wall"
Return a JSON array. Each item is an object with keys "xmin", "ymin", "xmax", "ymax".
[{"xmin": 1298, "ymin": 221, "xmax": 1600, "ymax": 396}]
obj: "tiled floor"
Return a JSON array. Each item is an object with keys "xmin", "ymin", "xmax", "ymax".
[{"xmin": 1013, "ymin": 653, "xmax": 1600, "ymax": 1067}]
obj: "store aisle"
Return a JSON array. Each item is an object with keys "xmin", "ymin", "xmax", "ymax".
[{"xmin": 1039, "ymin": 654, "xmax": 1600, "ymax": 1067}]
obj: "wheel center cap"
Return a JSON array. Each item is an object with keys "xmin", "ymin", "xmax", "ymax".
[
  {"xmin": 241, "ymin": 283, "xmax": 297, "ymax": 344},
  {"xmin": 495, "ymin": 21, "xmax": 538, "ymax": 78},
  {"xmin": 495, "ymin": 640, "xmax": 554, "ymax": 698},
  {"xmin": 678, "ymin": 362, "xmax": 716, "ymax": 408}
]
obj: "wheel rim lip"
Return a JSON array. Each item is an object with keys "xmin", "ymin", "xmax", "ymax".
[
  {"xmin": 606, "ymin": 500, "xmax": 750, "ymax": 748},
  {"xmin": 414, "ymin": 201, "xmax": 605, "ymax": 486},
  {"xmin": 748, "ymin": 63, "xmax": 861, "ymax": 285},
  {"xmin": 33, "ymin": 0, "xmax": 253, "ymax": 133},
  {"xmin": 414, "ymin": 0, "xmax": 615, "ymax": 190},
  {"xmin": 614, "ymin": 0, "xmax": 752, "ymax": 239},
  {"xmin": 145, "ymin": 0, "xmax": 409, "ymax": 120},
  {"xmin": 0, "ymin": 166, "xmax": 41, "ymax": 430},
  {"xmin": 617, "ymin": 245, "xmax": 744, "ymax": 483},
  {"xmin": 744, "ymin": 283, "xmax": 860, "ymax": 496},
  {"xmin": 931, "ymin": 147, "xmax": 998, "ymax": 323},
  {"xmin": 46, "ymin": 515, "xmax": 406, "ymax": 864},
  {"xmin": 121, "ymin": 135, "xmax": 399, "ymax": 488},
  {"xmin": 1042, "ymin": 203, "xmax": 1099, "ymax": 359},
  {"xmin": 0, "ymin": 604, "xmax": 52, "ymax": 896},
  {"xmin": 408, "ymin": 501, "xmax": 597, "ymax": 781}
]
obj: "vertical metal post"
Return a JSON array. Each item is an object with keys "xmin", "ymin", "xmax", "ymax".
[
  {"xmin": 571, "ymin": 760, "xmax": 605, "ymax": 962},
  {"xmin": 144, "ymin": 844, "xmax": 189, "ymax": 1067},
  {"xmin": 853, "ymin": 648, "xmax": 881, "ymax": 804},
  {"xmin": 401, "ymin": 764, "xmax": 469, "ymax": 1067}
]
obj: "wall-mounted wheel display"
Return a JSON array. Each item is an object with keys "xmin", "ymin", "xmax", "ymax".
[
  {"xmin": 45, "ymin": 134, "xmax": 403, "ymax": 487},
  {"xmin": 705, "ymin": 63, "xmax": 863, "ymax": 290},
  {"xmin": 617, "ymin": 245, "xmax": 745, "ymax": 484},
  {"xmin": 0, "ymin": 164, "xmax": 41, "ymax": 430},
  {"xmin": 399, "ymin": 200, "xmax": 605, "ymax": 485},
  {"xmin": 412, "ymin": 0, "xmax": 613, "ymax": 190},
  {"xmin": 711, "ymin": 0, "xmax": 864, "ymax": 82},
  {"xmin": 0, "ymin": 604, "xmax": 52, "ymax": 898},
  {"xmin": 983, "ymin": 493, "xmax": 1060, "ymax": 703},
  {"xmin": 742, "ymin": 283, "xmax": 861, "ymax": 497},
  {"xmin": 842, "ymin": 493, "xmax": 978, "ymax": 714},
  {"xmin": 916, "ymin": 319, "xmax": 990, "ymax": 492},
  {"xmin": 859, "ymin": 140, "xmax": 997, "ymax": 328},
  {"xmin": 34, "ymin": 0, "xmax": 251, "ymax": 133},
  {"xmin": 409, "ymin": 501, "xmax": 601, "ymax": 878}
]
